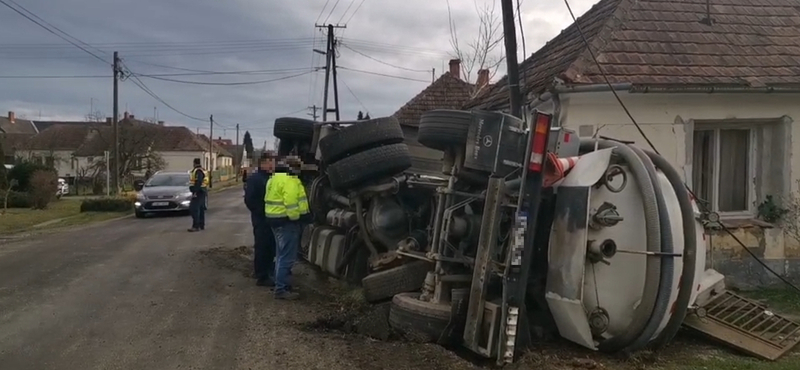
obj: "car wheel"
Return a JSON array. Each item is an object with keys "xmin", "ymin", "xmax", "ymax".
[
  {"xmin": 318, "ymin": 116, "xmax": 405, "ymax": 163},
  {"xmin": 135, "ymin": 210, "xmax": 145, "ymax": 218},
  {"xmin": 274, "ymin": 117, "xmax": 314, "ymax": 141},
  {"xmin": 418, "ymin": 110, "xmax": 474, "ymax": 151},
  {"xmin": 388, "ymin": 292, "xmax": 452, "ymax": 343},
  {"xmin": 362, "ymin": 261, "xmax": 433, "ymax": 303},
  {"xmin": 326, "ymin": 143, "xmax": 412, "ymax": 190}
]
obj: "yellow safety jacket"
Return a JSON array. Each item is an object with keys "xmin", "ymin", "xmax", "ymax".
[
  {"xmin": 190, "ymin": 167, "xmax": 209, "ymax": 189},
  {"xmin": 265, "ymin": 172, "xmax": 309, "ymax": 221}
]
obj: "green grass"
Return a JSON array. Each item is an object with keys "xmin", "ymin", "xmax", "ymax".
[
  {"xmin": 0, "ymin": 198, "xmax": 129, "ymax": 235},
  {"xmin": 740, "ymin": 289, "xmax": 800, "ymax": 316}
]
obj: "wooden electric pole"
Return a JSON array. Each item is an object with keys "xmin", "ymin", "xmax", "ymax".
[
  {"xmin": 501, "ymin": 0, "xmax": 523, "ymax": 118},
  {"xmin": 112, "ymin": 51, "xmax": 120, "ymax": 194},
  {"xmin": 208, "ymin": 115, "xmax": 214, "ymax": 189},
  {"xmin": 315, "ymin": 23, "xmax": 345, "ymax": 122},
  {"xmin": 307, "ymin": 105, "xmax": 320, "ymax": 121},
  {"xmin": 235, "ymin": 123, "xmax": 240, "ymax": 182}
]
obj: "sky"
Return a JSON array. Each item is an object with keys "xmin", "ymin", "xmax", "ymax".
[{"xmin": 0, "ymin": 0, "xmax": 596, "ymax": 147}]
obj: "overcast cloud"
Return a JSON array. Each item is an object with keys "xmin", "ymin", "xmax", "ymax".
[{"xmin": 0, "ymin": 0, "xmax": 596, "ymax": 146}]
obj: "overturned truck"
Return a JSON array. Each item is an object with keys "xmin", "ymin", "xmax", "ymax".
[{"xmin": 273, "ymin": 110, "xmax": 757, "ymax": 364}]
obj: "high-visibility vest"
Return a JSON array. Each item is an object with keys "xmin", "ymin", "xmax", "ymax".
[
  {"xmin": 190, "ymin": 167, "xmax": 209, "ymax": 189},
  {"xmin": 265, "ymin": 173, "xmax": 309, "ymax": 221}
]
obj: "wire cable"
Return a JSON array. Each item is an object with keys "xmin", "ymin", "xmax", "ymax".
[
  {"xmin": 0, "ymin": 0, "xmax": 108, "ymax": 64},
  {"xmin": 340, "ymin": 78, "xmax": 368, "ymax": 113},
  {"xmin": 563, "ymin": 0, "xmax": 800, "ymax": 294},
  {"xmin": 315, "ymin": 0, "xmax": 331, "ymax": 24},
  {"xmin": 341, "ymin": 44, "xmax": 430, "ymax": 73},
  {"xmin": 120, "ymin": 60, "xmax": 207, "ymax": 122},
  {"xmin": 337, "ymin": 0, "xmax": 357, "ymax": 24},
  {"xmin": 0, "ymin": 68, "xmax": 315, "ymax": 79},
  {"xmin": 135, "ymin": 70, "xmax": 315, "ymax": 86},
  {"xmin": 344, "ymin": 0, "xmax": 367, "ymax": 25},
  {"xmin": 322, "ymin": 0, "xmax": 342, "ymax": 25},
  {"xmin": 338, "ymin": 66, "xmax": 430, "ymax": 83}
]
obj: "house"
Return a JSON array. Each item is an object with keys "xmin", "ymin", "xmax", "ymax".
[
  {"xmin": 32, "ymin": 119, "xmax": 110, "ymax": 133},
  {"xmin": 0, "ymin": 133, "xmax": 30, "ymax": 166},
  {"xmin": 15, "ymin": 124, "xmax": 99, "ymax": 177},
  {"xmin": 392, "ymin": 59, "xmax": 483, "ymax": 175},
  {"xmin": 0, "ymin": 111, "xmax": 38, "ymax": 135},
  {"xmin": 465, "ymin": 0, "xmax": 800, "ymax": 287},
  {"xmin": 196, "ymin": 134, "xmax": 234, "ymax": 170}
]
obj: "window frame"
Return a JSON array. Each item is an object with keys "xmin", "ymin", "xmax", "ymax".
[{"xmin": 691, "ymin": 122, "xmax": 757, "ymax": 219}]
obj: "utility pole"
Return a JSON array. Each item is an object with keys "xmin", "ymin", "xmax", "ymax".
[
  {"xmin": 208, "ymin": 115, "xmax": 214, "ymax": 189},
  {"xmin": 307, "ymin": 105, "xmax": 320, "ymax": 121},
  {"xmin": 315, "ymin": 23, "xmax": 345, "ymax": 122},
  {"xmin": 431, "ymin": 68, "xmax": 435, "ymax": 83},
  {"xmin": 235, "ymin": 123, "xmax": 240, "ymax": 182},
  {"xmin": 500, "ymin": 0, "xmax": 523, "ymax": 118},
  {"xmin": 112, "ymin": 51, "xmax": 120, "ymax": 194}
]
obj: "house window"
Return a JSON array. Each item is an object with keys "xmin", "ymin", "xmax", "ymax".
[
  {"xmin": 692, "ymin": 128, "xmax": 752, "ymax": 213},
  {"xmin": 2, "ymin": 155, "xmax": 12, "ymax": 165},
  {"xmin": 87, "ymin": 156, "xmax": 94, "ymax": 163}
]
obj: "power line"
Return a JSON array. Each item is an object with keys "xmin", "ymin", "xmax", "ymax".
[
  {"xmin": 344, "ymin": 0, "xmax": 367, "ymax": 24},
  {"xmin": 340, "ymin": 78, "xmax": 368, "ymax": 113},
  {"xmin": 315, "ymin": 0, "xmax": 332, "ymax": 24},
  {"xmin": 120, "ymin": 60, "xmax": 207, "ymax": 122},
  {"xmin": 135, "ymin": 70, "xmax": 316, "ymax": 86},
  {"xmin": 337, "ymin": 0, "xmax": 357, "ymax": 24},
  {"xmin": 322, "ymin": 0, "xmax": 342, "ymax": 25},
  {"xmin": 338, "ymin": 66, "xmax": 430, "ymax": 83},
  {"xmin": 341, "ymin": 44, "xmax": 430, "ymax": 73},
  {"xmin": 0, "ymin": 38, "xmax": 318, "ymax": 50},
  {"xmin": 0, "ymin": 0, "xmax": 108, "ymax": 64},
  {"xmin": 0, "ymin": 68, "xmax": 317, "ymax": 79}
]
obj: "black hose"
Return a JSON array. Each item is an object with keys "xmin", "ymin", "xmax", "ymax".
[
  {"xmin": 624, "ymin": 145, "xmax": 674, "ymax": 353},
  {"xmin": 646, "ymin": 150, "xmax": 698, "ymax": 348},
  {"xmin": 579, "ymin": 139, "xmax": 662, "ymax": 353}
]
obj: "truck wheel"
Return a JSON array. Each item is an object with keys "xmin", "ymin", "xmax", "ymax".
[
  {"xmin": 362, "ymin": 261, "xmax": 433, "ymax": 303},
  {"xmin": 274, "ymin": 117, "xmax": 314, "ymax": 140},
  {"xmin": 418, "ymin": 110, "xmax": 473, "ymax": 151},
  {"xmin": 318, "ymin": 116, "xmax": 405, "ymax": 163},
  {"xmin": 389, "ymin": 292, "xmax": 451, "ymax": 343},
  {"xmin": 327, "ymin": 143, "xmax": 412, "ymax": 190}
]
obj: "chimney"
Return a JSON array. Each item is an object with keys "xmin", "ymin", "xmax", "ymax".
[
  {"xmin": 158, "ymin": 120, "xmax": 165, "ymax": 125},
  {"xmin": 123, "ymin": 111, "xmax": 129, "ymax": 119},
  {"xmin": 449, "ymin": 59, "xmax": 461, "ymax": 80},
  {"xmin": 477, "ymin": 69, "xmax": 490, "ymax": 89},
  {"xmin": 8, "ymin": 111, "xmax": 14, "ymax": 123}
]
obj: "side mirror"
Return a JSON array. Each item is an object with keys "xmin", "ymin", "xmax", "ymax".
[{"xmin": 133, "ymin": 179, "xmax": 145, "ymax": 192}]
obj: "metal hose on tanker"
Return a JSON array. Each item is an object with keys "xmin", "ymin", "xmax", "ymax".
[
  {"xmin": 625, "ymin": 144, "xmax": 674, "ymax": 353},
  {"xmin": 645, "ymin": 150, "xmax": 698, "ymax": 348},
  {"xmin": 578, "ymin": 139, "xmax": 670, "ymax": 353}
]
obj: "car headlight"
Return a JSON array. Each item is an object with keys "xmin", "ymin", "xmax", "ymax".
[
  {"xmin": 181, "ymin": 191, "xmax": 193, "ymax": 199},
  {"xmin": 136, "ymin": 193, "xmax": 145, "ymax": 200}
]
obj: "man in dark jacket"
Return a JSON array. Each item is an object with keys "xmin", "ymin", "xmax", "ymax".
[
  {"xmin": 188, "ymin": 158, "xmax": 208, "ymax": 232},
  {"xmin": 244, "ymin": 152, "xmax": 277, "ymax": 287}
]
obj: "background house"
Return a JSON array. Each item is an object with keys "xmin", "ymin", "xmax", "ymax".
[
  {"xmin": 0, "ymin": 111, "xmax": 37, "ymax": 135},
  {"xmin": 15, "ymin": 124, "xmax": 98, "ymax": 177},
  {"xmin": 466, "ymin": 0, "xmax": 800, "ymax": 287}
]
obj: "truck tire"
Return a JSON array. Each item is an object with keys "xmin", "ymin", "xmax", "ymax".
[
  {"xmin": 389, "ymin": 292, "xmax": 451, "ymax": 343},
  {"xmin": 362, "ymin": 261, "xmax": 433, "ymax": 303},
  {"xmin": 318, "ymin": 117, "xmax": 405, "ymax": 163},
  {"xmin": 274, "ymin": 117, "xmax": 314, "ymax": 140},
  {"xmin": 418, "ymin": 110, "xmax": 474, "ymax": 151},
  {"xmin": 327, "ymin": 143, "xmax": 412, "ymax": 190}
]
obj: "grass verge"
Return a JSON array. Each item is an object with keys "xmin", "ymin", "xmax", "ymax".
[{"xmin": 0, "ymin": 199, "xmax": 130, "ymax": 235}]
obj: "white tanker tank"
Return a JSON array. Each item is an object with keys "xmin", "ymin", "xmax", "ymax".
[{"xmin": 545, "ymin": 139, "xmax": 724, "ymax": 353}]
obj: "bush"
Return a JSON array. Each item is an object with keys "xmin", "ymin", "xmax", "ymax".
[
  {"xmin": 7, "ymin": 162, "xmax": 53, "ymax": 192},
  {"xmin": 0, "ymin": 190, "xmax": 32, "ymax": 208},
  {"xmin": 29, "ymin": 170, "xmax": 57, "ymax": 209},
  {"xmin": 80, "ymin": 197, "xmax": 132, "ymax": 213}
]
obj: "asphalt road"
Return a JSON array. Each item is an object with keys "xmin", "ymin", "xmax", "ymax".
[{"xmin": 0, "ymin": 188, "xmax": 476, "ymax": 370}]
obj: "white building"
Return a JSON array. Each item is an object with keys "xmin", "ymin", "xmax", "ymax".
[{"xmin": 466, "ymin": 0, "xmax": 800, "ymax": 287}]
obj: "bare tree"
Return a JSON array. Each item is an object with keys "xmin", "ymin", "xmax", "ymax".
[
  {"xmin": 87, "ymin": 123, "xmax": 166, "ymax": 182},
  {"xmin": 445, "ymin": 0, "xmax": 505, "ymax": 86}
]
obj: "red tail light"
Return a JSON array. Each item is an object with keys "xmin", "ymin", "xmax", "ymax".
[{"xmin": 528, "ymin": 112, "xmax": 552, "ymax": 172}]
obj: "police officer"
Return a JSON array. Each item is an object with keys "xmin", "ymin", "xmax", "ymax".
[
  {"xmin": 264, "ymin": 155, "xmax": 309, "ymax": 300},
  {"xmin": 244, "ymin": 152, "xmax": 277, "ymax": 287},
  {"xmin": 188, "ymin": 158, "xmax": 209, "ymax": 232}
]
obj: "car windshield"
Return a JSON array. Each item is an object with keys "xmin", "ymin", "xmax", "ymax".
[{"xmin": 145, "ymin": 174, "xmax": 190, "ymax": 187}]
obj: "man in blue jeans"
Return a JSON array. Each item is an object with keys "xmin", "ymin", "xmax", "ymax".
[
  {"xmin": 244, "ymin": 152, "xmax": 276, "ymax": 287},
  {"xmin": 264, "ymin": 156, "xmax": 309, "ymax": 300}
]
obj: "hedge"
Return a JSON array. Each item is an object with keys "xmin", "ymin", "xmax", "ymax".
[
  {"xmin": 80, "ymin": 197, "xmax": 132, "ymax": 213},
  {"xmin": 0, "ymin": 190, "xmax": 33, "ymax": 208}
]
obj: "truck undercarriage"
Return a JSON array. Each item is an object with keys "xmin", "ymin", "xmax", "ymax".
[{"xmin": 272, "ymin": 108, "xmax": 797, "ymax": 363}]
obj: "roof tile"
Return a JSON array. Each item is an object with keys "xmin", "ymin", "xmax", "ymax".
[{"xmin": 393, "ymin": 72, "xmax": 475, "ymax": 127}]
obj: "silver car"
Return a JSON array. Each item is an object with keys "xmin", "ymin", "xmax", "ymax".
[{"xmin": 134, "ymin": 171, "xmax": 196, "ymax": 218}]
